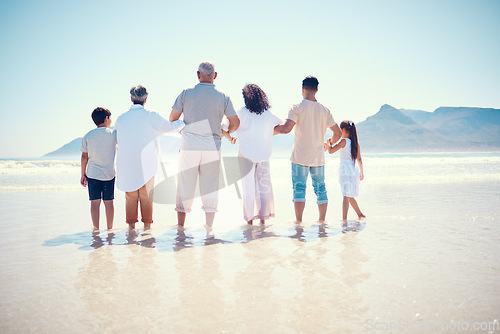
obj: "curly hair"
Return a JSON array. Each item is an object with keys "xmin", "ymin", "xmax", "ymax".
[{"xmin": 242, "ymin": 83, "xmax": 271, "ymax": 115}]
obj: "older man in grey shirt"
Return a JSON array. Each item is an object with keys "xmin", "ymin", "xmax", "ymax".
[{"xmin": 170, "ymin": 62, "xmax": 239, "ymax": 227}]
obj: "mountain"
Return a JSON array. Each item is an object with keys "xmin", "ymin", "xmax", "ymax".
[
  {"xmin": 44, "ymin": 137, "xmax": 83, "ymax": 157},
  {"xmin": 356, "ymin": 104, "xmax": 461, "ymax": 152},
  {"xmin": 44, "ymin": 105, "xmax": 500, "ymax": 157},
  {"xmin": 402, "ymin": 107, "xmax": 500, "ymax": 145}
]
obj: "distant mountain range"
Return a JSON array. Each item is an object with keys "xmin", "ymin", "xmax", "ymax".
[
  {"xmin": 357, "ymin": 105, "xmax": 500, "ymax": 152},
  {"xmin": 44, "ymin": 105, "xmax": 500, "ymax": 157}
]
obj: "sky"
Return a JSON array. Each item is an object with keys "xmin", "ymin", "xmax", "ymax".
[{"xmin": 0, "ymin": 0, "xmax": 499, "ymax": 158}]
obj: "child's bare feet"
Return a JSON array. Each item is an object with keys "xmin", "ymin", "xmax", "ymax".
[
  {"xmin": 358, "ymin": 214, "xmax": 366, "ymax": 219},
  {"xmin": 260, "ymin": 220, "xmax": 265, "ymax": 225},
  {"xmin": 247, "ymin": 220, "xmax": 253, "ymax": 225}
]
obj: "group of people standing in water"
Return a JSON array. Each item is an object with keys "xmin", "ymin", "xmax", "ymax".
[{"xmin": 80, "ymin": 61, "xmax": 365, "ymax": 231}]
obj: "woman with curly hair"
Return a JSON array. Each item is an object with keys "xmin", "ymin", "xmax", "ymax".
[{"xmin": 223, "ymin": 83, "xmax": 282, "ymax": 225}]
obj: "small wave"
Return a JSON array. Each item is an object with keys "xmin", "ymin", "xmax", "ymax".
[{"xmin": 0, "ymin": 160, "xmax": 80, "ymax": 175}]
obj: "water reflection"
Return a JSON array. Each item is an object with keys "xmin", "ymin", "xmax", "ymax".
[
  {"xmin": 342, "ymin": 220, "xmax": 367, "ymax": 233},
  {"xmin": 43, "ymin": 221, "xmax": 366, "ymax": 251},
  {"xmin": 288, "ymin": 222, "xmax": 342, "ymax": 242}
]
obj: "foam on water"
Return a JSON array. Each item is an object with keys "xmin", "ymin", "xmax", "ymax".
[{"xmin": 1, "ymin": 153, "xmax": 499, "ymax": 191}]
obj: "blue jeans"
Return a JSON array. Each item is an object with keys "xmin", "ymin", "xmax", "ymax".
[{"xmin": 291, "ymin": 163, "xmax": 328, "ymax": 204}]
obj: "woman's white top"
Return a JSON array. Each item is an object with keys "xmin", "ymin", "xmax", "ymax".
[{"xmin": 236, "ymin": 108, "xmax": 282, "ymax": 163}]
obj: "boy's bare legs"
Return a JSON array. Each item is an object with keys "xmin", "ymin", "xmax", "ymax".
[
  {"xmin": 318, "ymin": 203, "xmax": 327, "ymax": 222},
  {"xmin": 103, "ymin": 200, "xmax": 114, "ymax": 230},
  {"xmin": 294, "ymin": 202, "xmax": 305, "ymax": 223},
  {"xmin": 177, "ymin": 212, "xmax": 186, "ymax": 227},
  {"xmin": 205, "ymin": 212, "xmax": 215, "ymax": 228},
  {"xmin": 342, "ymin": 196, "xmax": 350, "ymax": 221},
  {"xmin": 90, "ymin": 199, "xmax": 101, "ymax": 230},
  {"xmin": 348, "ymin": 198, "xmax": 365, "ymax": 219}
]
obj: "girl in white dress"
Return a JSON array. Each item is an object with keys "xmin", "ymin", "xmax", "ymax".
[{"xmin": 325, "ymin": 120, "xmax": 365, "ymax": 221}]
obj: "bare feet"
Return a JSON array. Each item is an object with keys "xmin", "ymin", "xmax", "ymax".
[
  {"xmin": 247, "ymin": 220, "xmax": 253, "ymax": 225},
  {"xmin": 144, "ymin": 223, "xmax": 151, "ymax": 230},
  {"xmin": 358, "ymin": 214, "xmax": 366, "ymax": 219},
  {"xmin": 260, "ymin": 220, "xmax": 265, "ymax": 225},
  {"xmin": 128, "ymin": 223, "xmax": 136, "ymax": 230}
]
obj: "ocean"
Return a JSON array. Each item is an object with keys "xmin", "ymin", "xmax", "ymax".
[{"xmin": 0, "ymin": 153, "xmax": 499, "ymax": 333}]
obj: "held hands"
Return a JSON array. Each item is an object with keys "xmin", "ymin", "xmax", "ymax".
[
  {"xmin": 324, "ymin": 138, "xmax": 333, "ymax": 152},
  {"xmin": 229, "ymin": 136, "xmax": 237, "ymax": 144},
  {"xmin": 80, "ymin": 175, "xmax": 87, "ymax": 187}
]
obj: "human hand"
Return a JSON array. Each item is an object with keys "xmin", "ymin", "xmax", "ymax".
[
  {"xmin": 80, "ymin": 175, "xmax": 87, "ymax": 187},
  {"xmin": 230, "ymin": 136, "xmax": 237, "ymax": 144},
  {"xmin": 360, "ymin": 172, "xmax": 364, "ymax": 181},
  {"xmin": 327, "ymin": 138, "xmax": 333, "ymax": 145},
  {"xmin": 324, "ymin": 142, "xmax": 329, "ymax": 151}
]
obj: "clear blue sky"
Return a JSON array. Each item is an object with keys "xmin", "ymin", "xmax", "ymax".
[{"xmin": 0, "ymin": 0, "xmax": 499, "ymax": 158}]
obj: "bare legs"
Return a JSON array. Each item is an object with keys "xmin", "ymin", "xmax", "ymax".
[
  {"xmin": 90, "ymin": 199, "xmax": 114, "ymax": 230},
  {"xmin": 103, "ymin": 200, "xmax": 114, "ymax": 230},
  {"xmin": 177, "ymin": 212, "xmax": 186, "ymax": 227},
  {"xmin": 294, "ymin": 202, "xmax": 305, "ymax": 223},
  {"xmin": 318, "ymin": 203, "xmax": 327, "ymax": 222},
  {"xmin": 177, "ymin": 211, "xmax": 215, "ymax": 228},
  {"xmin": 294, "ymin": 202, "xmax": 327, "ymax": 223},
  {"xmin": 90, "ymin": 200, "xmax": 100, "ymax": 230},
  {"xmin": 247, "ymin": 219, "xmax": 266, "ymax": 225},
  {"xmin": 342, "ymin": 196, "xmax": 365, "ymax": 221}
]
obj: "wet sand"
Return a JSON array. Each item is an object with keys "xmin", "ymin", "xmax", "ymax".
[{"xmin": 0, "ymin": 156, "xmax": 499, "ymax": 333}]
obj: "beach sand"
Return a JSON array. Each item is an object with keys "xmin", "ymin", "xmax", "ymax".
[{"xmin": 0, "ymin": 155, "xmax": 499, "ymax": 333}]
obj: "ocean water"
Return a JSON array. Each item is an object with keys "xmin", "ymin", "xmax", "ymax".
[{"xmin": 0, "ymin": 153, "xmax": 499, "ymax": 333}]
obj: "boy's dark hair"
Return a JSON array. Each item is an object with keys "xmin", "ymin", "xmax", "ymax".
[
  {"xmin": 302, "ymin": 76, "xmax": 319, "ymax": 90},
  {"xmin": 242, "ymin": 83, "xmax": 271, "ymax": 115},
  {"xmin": 91, "ymin": 107, "xmax": 111, "ymax": 126}
]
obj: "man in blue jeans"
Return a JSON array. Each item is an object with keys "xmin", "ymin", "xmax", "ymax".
[{"xmin": 275, "ymin": 76, "xmax": 341, "ymax": 222}]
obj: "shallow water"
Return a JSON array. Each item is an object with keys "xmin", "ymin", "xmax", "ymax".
[{"xmin": 0, "ymin": 154, "xmax": 499, "ymax": 333}]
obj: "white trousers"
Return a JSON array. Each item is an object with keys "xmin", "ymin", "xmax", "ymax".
[
  {"xmin": 240, "ymin": 159, "xmax": 275, "ymax": 221},
  {"xmin": 175, "ymin": 150, "xmax": 221, "ymax": 213}
]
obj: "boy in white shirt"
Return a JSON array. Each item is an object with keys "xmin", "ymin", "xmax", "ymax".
[{"xmin": 80, "ymin": 107, "xmax": 117, "ymax": 230}]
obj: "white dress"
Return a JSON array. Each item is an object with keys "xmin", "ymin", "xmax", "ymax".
[{"xmin": 339, "ymin": 138, "xmax": 360, "ymax": 197}]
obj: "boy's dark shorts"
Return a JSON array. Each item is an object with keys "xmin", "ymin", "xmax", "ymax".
[{"xmin": 87, "ymin": 177, "xmax": 115, "ymax": 201}]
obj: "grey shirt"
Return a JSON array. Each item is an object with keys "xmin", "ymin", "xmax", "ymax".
[
  {"xmin": 172, "ymin": 83, "xmax": 236, "ymax": 151},
  {"xmin": 81, "ymin": 127, "xmax": 117, "ymax": 181}
]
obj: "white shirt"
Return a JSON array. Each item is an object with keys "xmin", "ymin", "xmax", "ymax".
[
  {"xmin": 236, "ymin": 108, "xmax": 282, "ymax": 163},
  {"xmin": 114, "ymin": 104, "xmax": 185, "ymax": 192},
  {"xmin": 81, "ymin": 127, "xmax": 116, "ymax": 181}
]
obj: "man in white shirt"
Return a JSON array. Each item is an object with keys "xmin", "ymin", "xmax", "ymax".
[
  {"xmin": 115, "ymin": 85, "xmax": 185, "ymax": 230},
  {"xmin": 169, "ymin": 62, "xmax": 240, "ymax": 227}
]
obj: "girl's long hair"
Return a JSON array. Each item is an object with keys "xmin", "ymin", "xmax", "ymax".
[
  {"xmin": 340, "ymin": 120, "xmax": 359, "ymax": 161},
  {"xmin": 242, "ymin": 83, "xmax": 270, "ymax": 115}
]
